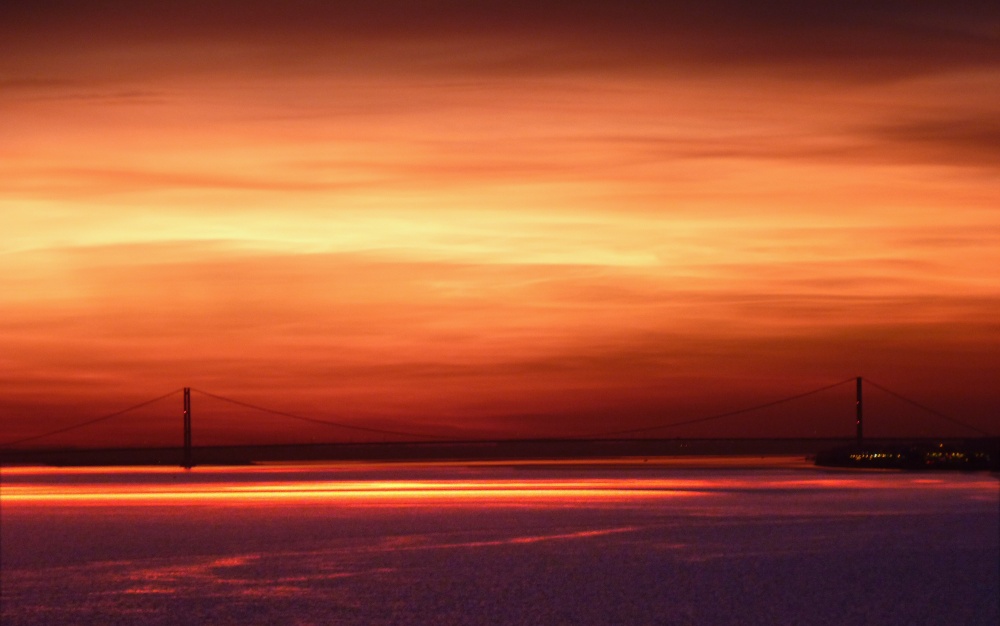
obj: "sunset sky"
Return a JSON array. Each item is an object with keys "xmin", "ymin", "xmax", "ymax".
[{"xmin": 2, "ymin": 1, "xmax": 998, "ymax": 447}]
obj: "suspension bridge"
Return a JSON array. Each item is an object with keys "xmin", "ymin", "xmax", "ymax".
[{"xmin": 0, "ymin": 377, "xmax": 994, "ymax": 468}]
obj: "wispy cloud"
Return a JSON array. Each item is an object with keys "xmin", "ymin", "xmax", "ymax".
[{"xmin": 2, "ymin": 1, "xmax": 998, "ymax": 441}]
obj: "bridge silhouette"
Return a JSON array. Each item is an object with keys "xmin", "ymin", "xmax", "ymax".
[{"xmin": 0, "ymin": 377, "xmax": 993, "ymax": 468}]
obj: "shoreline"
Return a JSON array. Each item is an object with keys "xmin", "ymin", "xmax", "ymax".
[{"xmin": 3, "ymin": 437, "xmax": 996, "ymax": 470}]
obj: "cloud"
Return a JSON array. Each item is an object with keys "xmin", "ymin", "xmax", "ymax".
[
  {"xmin": 866, "ymin": 116, "xmax": 1000, "ymax": 167},
  {"xmin": 3, "ymin": 1, "xmax": 998, "ymax": 82},
  {"xmin": 1, "ymin": 166, "xmax": 373, "ymax": 196},
  {"xmin": 3, "ymin": 2, "xmax": 999, "ymax": 441}
]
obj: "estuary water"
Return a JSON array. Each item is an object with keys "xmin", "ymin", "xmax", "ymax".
[{"xmin": 1, "ymin": 458, "xmax": 998, "ymax": 625}]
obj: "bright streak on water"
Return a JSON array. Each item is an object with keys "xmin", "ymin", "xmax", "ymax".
[{"xmin": 2, "ymin": 459, "xmax": 998, "ymax": 625}]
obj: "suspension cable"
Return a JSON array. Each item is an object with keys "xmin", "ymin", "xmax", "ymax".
[
  {"xmin": 0, "ymin": 389, "xmax": 183, "ymax": 448},
  {"xmin": 864, "ymin": 379, "xmax": 992, "ymax": 436},
  {"xmin": 583, "ymin": 377, "xmax": 857, "ymax": 439},
  {"xmin": 190, "ymin": 388, "xmax": 459, "ymax": 441}
]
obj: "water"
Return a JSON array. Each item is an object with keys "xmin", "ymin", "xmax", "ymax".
[{"xmin": 2, "ymin": 458, "xmax": 998, "ymax": 625}]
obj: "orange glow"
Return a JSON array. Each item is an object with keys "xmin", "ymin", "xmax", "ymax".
[
  {"xmin": 6, "ymin": 461, "xmax": 993, "ymax": 506},
  {"xmin": 5, "ymin": 474, "xmax": 992, "ymax": 506},
  {"xmin": 1, "ymin": 477, "xmax": 706, "ymax": 505},
  {"xmin": 2, "ymin": 3, "xmax": 999, "ymax": 445}
]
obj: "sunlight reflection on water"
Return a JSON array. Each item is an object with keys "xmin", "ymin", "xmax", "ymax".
[{"xmin": 2, "ymin": 460, "xmax": 998, "ymax": 625}]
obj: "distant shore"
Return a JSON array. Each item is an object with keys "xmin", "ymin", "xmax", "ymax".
[
  {"xmin": 3, "ymin": 437, "xmax": 996, "ymax": 469},
  {"xmin": 815, "ymin": 438, "xmax": 1000, "ymax": 471}
]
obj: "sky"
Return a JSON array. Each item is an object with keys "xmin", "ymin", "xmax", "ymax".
[{"xmin": 2, "ymin": 1, "xmax": 999, "ymax": 447}]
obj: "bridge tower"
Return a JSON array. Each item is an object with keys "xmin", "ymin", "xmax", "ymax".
[
  {"xmin": 856, "ymin": 376, "xmax": 863, "ymax": 447},
  {"xmin": 183, "ymin": 387, "xmax": 192, "ymax": 469}
]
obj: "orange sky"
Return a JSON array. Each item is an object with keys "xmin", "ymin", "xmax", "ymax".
[{"xmin": 2, "ymin": 2, "xmax": 999, "ymax": 446}]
